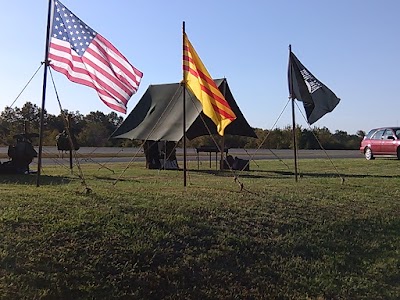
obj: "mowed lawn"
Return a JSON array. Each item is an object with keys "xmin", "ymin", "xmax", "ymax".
[{"xmin": 0, "ymin": 158, "xmax": 399, "ymax": 299}]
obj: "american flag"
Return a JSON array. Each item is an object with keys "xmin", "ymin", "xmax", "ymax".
[{"xmin": 48, "ymin": 1, "xmax": 143, "ymax": 113}]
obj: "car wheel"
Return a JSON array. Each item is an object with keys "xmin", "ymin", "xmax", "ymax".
[
  {"xmin": 365, "ymin": 147, "xmax": 374, "ymax": 160},
  {"xmin": 397, "ymin": 148, "xmax": 400, "ymax": 160}
]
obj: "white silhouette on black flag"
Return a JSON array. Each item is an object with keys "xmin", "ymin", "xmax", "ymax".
[{"xmin": 288, "ymin": 51, "xmax": 340, "ymax": 125}]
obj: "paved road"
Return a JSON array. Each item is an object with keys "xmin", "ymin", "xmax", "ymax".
[{"xmin": 0, "ymin": 147, "xmax": 363, "ymax": 167}]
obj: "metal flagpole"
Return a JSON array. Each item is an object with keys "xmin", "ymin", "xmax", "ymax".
[
  {"xmin": 36, "ymin": 0, "xmax": 53, "ymax": 187},
  {"xmin": 289, "ymin": 44, "xmax": 298, "ymax": 182},
  {"xmin": 182, "ymin": 21, "xmax": 187, "ymax": 187}
]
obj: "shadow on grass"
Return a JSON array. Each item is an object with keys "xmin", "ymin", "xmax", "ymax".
[
  {"xmin": 189, "ymin": 168, "xmax": 400, "ymax": 180},
  {"xmin": 93, "ymin": 175, "xmax": 140, "ymax": 183},
  {"xmin": 191, "ymin": 169, "xmax": 294, "ymax": 179},
  {"xmin": 270, "ymin": 170, "xmax": 400, "ymax": 179},
  {"xmin": 0, "ymin": 174, "xmax": 73, "ymax": 185}
]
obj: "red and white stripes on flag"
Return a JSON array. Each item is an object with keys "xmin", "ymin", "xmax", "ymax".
[{"xmin": 48, "ymin": 1, "xmax": 143, "ymax": 113}]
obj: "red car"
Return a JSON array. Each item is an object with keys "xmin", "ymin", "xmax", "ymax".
[{"xmin": 360, "ymin": 127, "xmax": 400, "ymax": 160}]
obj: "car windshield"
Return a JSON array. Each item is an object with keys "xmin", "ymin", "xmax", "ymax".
[
  {"xmin": 372, "ymin": 130, "xmax": 385, "ymax": 139},
  {"xmin": 366, "ymin": 130, "xmax": 376, "ymax": 139}
]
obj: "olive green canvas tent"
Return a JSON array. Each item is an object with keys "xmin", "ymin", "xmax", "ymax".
[{"xmin": 110, "ymin": 78, "xmax": 256, "ymax": 141}]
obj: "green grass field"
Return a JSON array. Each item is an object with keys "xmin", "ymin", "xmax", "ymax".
[{"xmin": 1, "ymin": 158, "xmax": 399, "ymax": 299}]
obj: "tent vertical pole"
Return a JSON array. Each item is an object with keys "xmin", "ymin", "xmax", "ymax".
[
  {"xmin": 164, "ymin": 140, "xmax": 166, "ymax": 170},
  {"xmin": 289, "ymin": 44, "xmax": 298, "ymax": 182},
  {"xmin": 220, "ymin": 78, "xmax": 227, "ymax": 171},
  {"xmin": 68, "ymin": 114, "xmax": 73, "ymax": 173},
  {"xmin": 36, "ymin": 0, "xmax": 53, "ymax": 187},
  {"xmin": 219, "ymin": 139, "xmax": 225, "ymax": 170},
  {"xmin": 182, "ymin": 21, "xmax": 187, "ymax": 187},
  {"xmin": 24, "ymin": 120, "xmax": 29, "ymax": 135}
]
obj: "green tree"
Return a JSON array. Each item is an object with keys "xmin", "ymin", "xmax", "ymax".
[
  {"xmin": 0, "ymin": 102, "xmax": 365, "ymax": 149},
  {"xmin": 356, "ymin": 130, "xmax": 366, "ymax": 138},
  {"xmin": 77, "ymin": 122, "xmax": 109, "ymax": 147},
  {"xmin": 245, "ymin": 128, "xmax": 265, "ymax": 148},
  {"xmin": 299, "ymin": 129, "xmax": 319, "ymax": 149}
]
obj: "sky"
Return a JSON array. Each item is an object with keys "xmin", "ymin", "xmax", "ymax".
[{"xmin": 1, "ymin": 0, "xmax": 399, "ymax": 135}]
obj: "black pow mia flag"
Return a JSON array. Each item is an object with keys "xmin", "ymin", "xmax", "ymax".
[{"xmin": 288, "ymin": 51, "xmax": 340, "ymax": 125}]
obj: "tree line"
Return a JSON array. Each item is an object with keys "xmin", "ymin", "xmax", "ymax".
[{"xmin": 0, "ymin": 102, "xmax": 364, "ymax": 150}]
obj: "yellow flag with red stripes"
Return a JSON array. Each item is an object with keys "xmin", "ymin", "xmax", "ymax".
[{"xmin": 183, "ymin": 33, "xmax": 236, "ymax": 136}]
